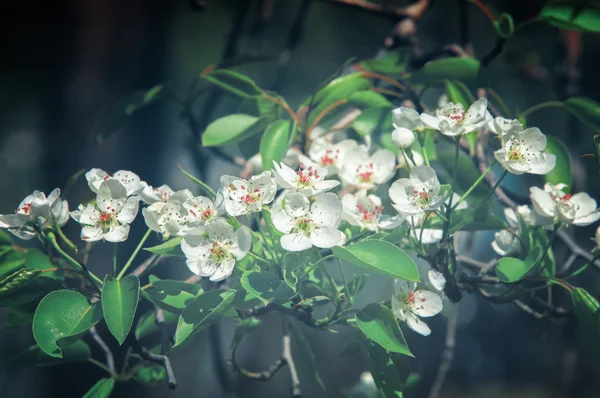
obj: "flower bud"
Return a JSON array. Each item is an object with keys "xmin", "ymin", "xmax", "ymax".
[
  {"xmin": 595, "ymin": 226, "xmax": 600, "ymax": 249},
  {"xmin": 392, "ymin": 127, "xmax": 415, "ymax": 149}
]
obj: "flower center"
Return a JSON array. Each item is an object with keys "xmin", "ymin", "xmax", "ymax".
[
  {"xmin": 357, "ymin": 204, "xmax": 383, "ymax": 224},
  {"xmin": 506, "ymin": 138, "xmax": 531, "ymax": 162},
  {"xmin": 17, "ymin": 203, "xmax": 32, "ymax": 214},
  {"xmin": 412, "ymin": 188, "xmax": 432, "ymax": 209},
  {"xmin": 209, "ymin": 241, "xmax": 231, "ymax": 263},
  {"xmin": 320, "ymin": 149, "xmax": 339, "ymax": 167},
  {"xmin": 444, "ymin": 108, "xmax": 465, "ymax": 124},
  {"xmin": 296, "ymin": 164, "xmax": 320, "ymax": 189},
  {"xmin": 242, "ymin": 188, "xmax": 262, "ymax": 205},
  {"xmin": 356, "ymin": 163, "xmax": 375, "ymax": 184},
  {"xmin": 294, "ymin": 217, "xmax": 314, "ymax": 237}
]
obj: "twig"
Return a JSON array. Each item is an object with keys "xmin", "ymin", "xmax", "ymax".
[
  {"xmin": 130, "ymin": 339, "xmax": 177, "ymax": 389},
  {"xmin": 481, "ymin": 38, "xmax": 506, "ymax": 66},
  {"xmin": 560, "ymin": 253, "xmax": 578, "ymax": 275},
  {"xmin": 248, "ymin": 303, "xmax": 315, "ymax": 327},
  {"xmin": 514, "ymin": 300, "xmax": 547, "ymax": 319},
  {"xmin": 324, "ymin": 0, "xmax": 430, "ymax": 19},
  {"xmin": 428, "ymin": 318, "xmax": 456, "ymax": 398},
  {"xmin": 132, "ymin": 254, "xmax": 162, "ymax": 277},
  {"xmin": 154, "ymin": 306, "xmax": 170, "ymax": 355},
  {"xmin": 231, "ymin": 349, "xmax": 285, "ymax": 380},
  {"xmin": 89, "ymin": 326, "xmax": 116, "ymax": 376},
  {"xmin": 282, "ymin": 320, "xmax": 302, "ymax": 398}
]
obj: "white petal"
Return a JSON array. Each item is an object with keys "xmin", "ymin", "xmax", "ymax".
[
  {"xmin": 284, "ymin": 192, "xmax": 310, "ymax": 218},
  {"xmin": 97, "ymin": 179, "xmax": 128, "ymax": 199},
  {"xmin": 86, "ymin": 168, "xmax": 108, "ymax": 193},
  {"xmin": 81, "ymin": 226, "xmax": 103, "ymax": 242},
  {"xmin": 280, "ymin": 232, "xmax": 313, "ymax": 252},
  {"xmin": 46, "ymin": 188, "xmax": 61, "ymax": 207},
  {"xmin": 113, "ymin": 170, "xmax": 145, "ymax": 196},
  {"xmin": 310, "ymin": 227, "xmax": 343, "ymax": 248},
  {"xmin": 231, "ymin": 226, "xmax": 252, "ymax": 259},
  {"xmin": 310, "ymin": 193, "xmax": 342, "ymax": 227},
  {"xmin": 420, "ymin": 113, "xmax": 441, "ymax": 130},
  {"xmin": 116, "ymin": 197, "xmax": 139, "ymax": 225},
  {"xmin": 530, "ymin": 187, "xmax": 556, "ymax": 218},
  {"xmin": 142, "ymin": 208, "xmax": 162, "ymax": 233},
  {"xmin": 394, "ymin": 279, "xmax": 416, "ymax": 296},
  {"xmin": 404, "ymin": 312, "xmax": 432, "ymax": 336},
  {"xmin": 273, "ymin": 162, "xmax": 297, "ymax": 189},
  {"xmin": 313, "ymin": 179, "xmax": 340, "ymax": 194},
  {"xmin": 428, "ymin": 269, "xmax": 446, "ymax": 292},
  {"xmin": 104, "ymin": 225, "xmax": 130, "ymax": 242},
  {"xmin": 208, "ymin": 219, "xmax": 234, "ymax": 242},
  {"xmin": 0, "ymin": 214, "xmax": 28, "ymax": 228},
  {"xmin": 272, "ymin": 210, "xmax": 295, "ymax": 234},
  {"xmin": 411, "ymin": 290, "xmax": 443, "ymax": 317},
  {"xmin": 210, "ymin": 259, "xmax": 235, "ymax": 282}
]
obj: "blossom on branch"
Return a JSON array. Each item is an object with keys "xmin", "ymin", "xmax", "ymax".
[
  {"xmin": 420, "ymin": 98, "xmax": 491, "ymax": 137},
  {"xmin": 389, "ymin": 166, "xmax": 445, "ymax": 217},
  {"xmin": 273, "ymin": 161, "xmax": 339, "ymax": 197},
  {"xmin": 341, "ymin": 193, "xmax": 404, "ymax": 232},
  {"xmin": 391, "ymin": 279, "xmax": 443, "ymax": 336},
  {"xmin": 494, "ymin": 127, "xmax": 556, "ymax": 175},
  {"xmin": 530, "ymin": 183, "xmax": 600, "ymax": 226}
]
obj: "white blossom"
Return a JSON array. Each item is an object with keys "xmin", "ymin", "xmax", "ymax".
[
  {"xmin": 487, "ymin": 116, "xmax": 522, "ymax": 136},
  {"xmin": 391, "ymin": 127, "xmax": 415, "ymax": 149},
  {"xmin": 420, "ymin": 98, "xmax": 491, "ymax": 137},
  {"xmin": 141, "ymin": 184, "xmax": 193, "ymax": 206},
  {"xmin": 183, "ymin": 196, "xmax": 221, "ymax": 233},
  {"xmin": 414, "ymin": 258, "xmax": 457, "ymax": 319},
  {"xmin": 389, "ymin": 166, "xmax": 445, "ymax": 216},
  {"xmin": 273, "ymin": 161, "xmax": 339, "ymax": 197},
  {"xmin": 218, "ymin": 171, "xmax": 277, "ymax": 216},
  {"xmin": 531, "ymin": 183, "xmax": 600, "ymax": 226},
  {"xmin": 0, "ymin": 188, "xmax": 69, "ymax": 240},
  {"xmin": 392, "ymin": 106, "xmax": 424, "ymax": 131},
  {"xmin": 492, "ymin": 230, "xmax": 519, "ymax": 256},
  {"xmin": 304, "ymin": 139, "xmax": 358, "ymax": 175},
  {"xmin": 408, "ymin": 193, "xmax": 466, "ymax": 244},
  {"xmin": 272, "ymin": 192, "xmax": 343, "ymax": 251},
  {"xmin": 181, "ymin": 219, "xmax": 251, "ymax": 281},
  {"xmin": 341, "ymin": 193, "xmax": 404, "ymax": 232},
  {"xmin": 71, "ymin": 182, "xmax": 139, "ymax": 242},
  {"xmin": 494, "ymin": 127, "xmax": 556, "ymax": 175},
  {"xmin": 86, "ymin": 169, "xmax": 146, "ymax": 197},
  {"xmin": 340, "ymin": 147, "xmax": 396, "ymax": 191},
  {"xmin": 391, "ymin": 279, "xmax": 443, "ymax": 336}
]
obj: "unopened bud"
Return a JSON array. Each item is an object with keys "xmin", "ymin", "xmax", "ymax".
[{"xmin": 392, "ymin": 127, "xmax": 415, "ymax": 149}]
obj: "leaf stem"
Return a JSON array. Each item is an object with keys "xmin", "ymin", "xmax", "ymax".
[
  {"xmin": 337, "ymin": 257, "xmax": 353, "ymax": 305},
  {"xmin": 178, "ymin": 165, "xmax": 217, "ymax": 197},
  {"xmin": 300, "ymin": 254, "xmax": 334, "ymax": 279},
  {"xmin": 452, "ymin": 161, "xmax": 497, "ymax": 211},
  {"xmin": 254, "ymin": 213, "xmax": 279, "ymax": 265},
  {"xmin": 117, "ymin": 229, "xmax": 152, "ymax": 279},
  {"xmin": 518, "ymin": 100, "xmax": 564, "ymax": 118}
]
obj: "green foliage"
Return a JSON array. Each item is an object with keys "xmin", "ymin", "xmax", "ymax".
[
  {"xmin": 423, "ymin": 207, "xmax": 507, "ymax": 233},
  {"xmin": 495, "ymin": 247, "xmax": 542, "ymax": 283},
  {"xmin": 83, "ymin": 378, "xmax": 116, "ymax": 398},
  {"xmin": 145, "ymin": 236, "xmax": 184, "ymax": 256},
  {"xmin": 359, "ymin": 51, "xmax": 406, "ymax": 75},
  {"xmin": 33, "ymin": 290, "xmax": 103, "ymax": 358},
  {"xmin": 333, "ymin": 240, "xmax": 419, "ymax": 282},
  {"xmin": 145, "ymin": 277, "xmax": 203, "ymax": 314},
  {"xmin": 408, "ymin": 58, "xmax": 480, "ymax": 83},
  {"xmin": 135, "ymin": 365, "xmax": 166, "ymax": 386},
  {"xmin": 353, "ymin": 107, "xmax": 393, "ymax": 137},
  {"xmin": 493, "ymin": 13, "xmax": 515, "ymax": 38},
  {"xmin": 96, "ymin": 85, "xmax": 163, "ymax": 142},
  {"xmin": 539, "ymin": 1, "xmax": 600, "ymax": 32},
  {"xmin": 174, "ymin": 289, "xmax": 236, "ymax": 347},
  {"xmin": 356, "ymin": 304, "xmax": 412, "ymax": 356},
  {"xmin": 231, "ymin": 317, "xmax": 262, "ymax": 351},
  {"xmin": 564, "ymin": 97, "xmax": 600, "ymax": 131},
  {"xmin": 571, "ymin": 287, "xmax": 600, "ymax": 355},
  {"xmin": 201, "ymin": 69, "xmax": 263, "ymax": 98},
  {"xmin": 102, "ymin": 275, "xmax": 140, "ymax": 345},
  {"xmin": 544, "ymin": 136, "xmax": 573, "ymax": 192},
  {"xmin": 260, "ymin": 120, "xmax": 291, "ymax": 170},
  {"xmin": 436, "ymin": 149, "xmax": 491, "ymax": 203},
  {"xmin": 0, "ymin": 268, "xmax": 43, "ymax": 298},
  {"xmin": 360, "ymin": 337, "xmax": 412, "ymax": 398},
  {"xmin": 240, "ymin": 270, "xmax": 294, "ymax": 305},
  {"xmin": 202, "ymin": 114, "xmax": 267, "ymax": 147}
]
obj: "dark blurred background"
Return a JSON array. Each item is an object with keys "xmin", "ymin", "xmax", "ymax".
[{"xmin": 2, "ymin": 0, "xmax": 600, "ymax": 397}]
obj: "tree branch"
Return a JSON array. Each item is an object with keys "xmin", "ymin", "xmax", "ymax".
[
  {"xmin": 130, "ymin": 339, "xmax": 177, "ymax": 389},
  {"xmin": 89, "ymin": 326, "xmax": 116, "ymax": 376},
  {"xmin": 282, "ymin": 320, "xmax": 302, "ymax": 398},
  {"xmin": 428, "ymin": 318, "xmax": 456, "ymax": 398}
]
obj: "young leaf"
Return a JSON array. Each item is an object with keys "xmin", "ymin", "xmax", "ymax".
[
  {"xmin": 564, "ymin": 97, "xmax": 600, "ymax": 131},
  {"xmin": 0, "ymin": 268, "xmax": 43, "ymax": 298},
  {"xmin": 495, "ymin": 247, "xmax": 542, "ymax": 283},
  {"xmin": 202, "ymin": 114, "xmax": 267, "ymax": 147},
  {"xmin": 408, "ymin": 58, "xmax": 480, "ymax": 83},
  {"xmin": 356, "ymin": 303, "xmax": 413, "ymax": 356},
  {"xmin": 544, "ymin": 136, "xmax": 573, "ymax": 192},
  {"xmin": 145, "ymin": 236, "xmax": 183, "ymax": 256},
  {"xmin": 333, "ymin": 240, "xmax": 419, "ymax": 282},
  {"xmin": 174, "ymin": 289, "xmax": 236, "ymax": 347},
  {"xmin": 202, "ymin": 69, "xmax": 263, "ymax": 98},
  {"xmin": 348, "ymin": 91, "xmax": 393, "ymax": 109},
  {"xmin": 135, "ymin": 364, "xmax": 166, "ymax": 385},
  {"xmin": 83, "ymin": 378, "xmax": 115, "ymax": 398},
  {"xmin": 145, "ymin": 278, "xmax": 202, "ymax": 314},
  {"xmin": 102, "ymin": 275, "xmax": 140, "ymax": 345},
  {"xmin": 309, "ymin": 73, "xmax": 370, "ymax": 107},
  {"xmin": 539, "ymin": 1, "xmax": 600, "ymax": 32},
  {"xmin": 33, "ymin": 290, "xmax": 103, "ymax": 358},
  {"xmin": 360, "ymin": 337, "xmax": 410, "ymax": 398},
  {"xmin": 493, "ymin": 12, "xmax": 515, "ymax": 38},
  {"xmin": 240, "ymin": 270, "xmax": 294, "ymax": 305},
  {"xmin": 260, "ymin": 120, "xmax": 291, "ymax": 170}
]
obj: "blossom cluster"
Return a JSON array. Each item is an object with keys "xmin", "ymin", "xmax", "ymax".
[{"xmin": 2, "ymin": 97, "xmax": 598, "ymax": 337}]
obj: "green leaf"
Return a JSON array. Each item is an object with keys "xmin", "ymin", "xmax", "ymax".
[
  {"xmin": 282, "ymin": 253, "xmax": 305, "ymax": 292},
  {"xmin": 6, "ymin": 301, "xmax": 38, "ymax": 328},
  {"xmin": 25, "ymin": 248, "xmax": 63, "ymax": 279},
  {"xmin": 290, "ymin": 323, "xmax": 326, "ymax": 391},
  {"xmin": 33, "ymin": 290, "xmax": 103, "ymax": 358},
  {"xmin": 445, "ymin": 80, "xmax": 471, "ymax": 109},
  {"xmin": 260, "ymin": 120, "xmax": 291, "ymax": 170},
  {"xmin": 11, "ymin": 341, "xmax": 91, "ymax": 367},
  {"xmin": 240, "ymin": 270, "xmax": 294, "ymax": 305},
  {"xmin": 202, "ymin": 69, "xmax": 263, "ymax": 98},
  {"xmin": 145, "ymin": 236, "xmax": 183, "ymax": 256},
  {"xmin": 174, "ymin": 289, "xmax": 236, "ymax": 347},
  {"xmin": 571, "ymin": 287, "xmax": 600, "ymax": 355},
  {"xmin": 102, "ymin": 275, "xmax": 140, "ymax": 345},
  {"xmin": 359, "ymin": 51, "xmax": 406, "ymax": 75},
  {"xmin": 0, "ymin": 230, "xmax": 11, "ymax": 246},
  {"xmin": 348, "ymin": 91, "xmax": 393, "ymax": 108},
  {"xmin": 495, "ymin": 247, "xmax": 542, "ymax": 283},
  {"xmin": 353, "ymin": 107, "xmax": 393, "ymax": 137},
  {"xmin": 544, "ymin": 136, "xmax": 572, "ymax": 192},
  {"xmin": 493, "ymin": 12, "xmax": 515, "ymax": 38},
  {"xmin": 0, "ymin": 268, "xmax": 43, "ymax": 298},
  {"xmin": 145, "ymin": 278, "xmax": 202, "ymax": 314},
  {"xmin": 360, "ymin": 337, "xmax": 410, "ymax": 398},
  {"xmin": 565, "ymin": 97, "xmax": 600, "ymax": 131},
  {"xmin": 135, "ymin": 364, "xmax": 166, "ymax": 386},
  {"xmin": 333, "ymin": 240, "xmax": 419, "ymax": 281},
  {"xmin": 539, "ymin": 1, "xmax": 600, "ymax": 32},
  {"xmin": 231, "ymin": 317, "xmax": 262, "ymax": 351},
  {"xmin": 83, "ymin": 378, "xmax": 115, "ymax": 398},
  {"xmin": 202, "ymin": 114, "xmax": 267, "ymax": 147},
  {"xmin": 356, "ymin": 303, "xmax": 413, "ymax": 356},
  {"xmin": 96, "ymin": 84, "xmax": 163, "ymax": 142},
  {"xmin": 232, "ymin": 289, "xmax": 261, "ymax": 311},
  {"xmin": 135, "ymin": 309, "xmax": 178, "ymax": 340},
  {"xmin": 408, "ymin": 58, "xmax": 480, "ymax": 83},
  {"xmin": 310, "ymin": 73, "xmax": 370, "ymax": 106}
]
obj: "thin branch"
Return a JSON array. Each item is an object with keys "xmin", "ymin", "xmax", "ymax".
[
  {"xmin": 132, "ymin": 254, "xmax": 162, "ymax": 277},
  {"xmin": 282, "ymin": 320, "xmax": 302, "ymax": 398},
  {"xmin": 231, "ymin": 349, "xmax": 285, "ymax": 380},
  {"xmin": 130, "ymin": 339, "xmax": 177, "ymax": 389},
  {"xmin": 248, "ymin": 303, "xmax": 315, "ymax": 327},
  {"xmin": 89, "ymin": 326, "xmax": 116, "ymax": 376},
  {"xmin": 428, "ymin": 318, "xmax": 457, "ymax": 398},
  {"xmin": 560, "ymin": 253, "xmax": 578, "ymax": 275},
  {"xmin": 154, "ymin": 306, "xmax": 170, "ymax": 355},
  {"xmin": 514, "ymin": 300, "xmax": 548, "ymax": 319},
  {"xmin": 324, "ymin": 0, "xmax": 430, "ymax": 19}
]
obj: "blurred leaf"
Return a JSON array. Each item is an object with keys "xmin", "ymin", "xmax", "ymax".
[
  {"xmin": 0, "ymin": 268, "xmax": 43, "ymax": 299},
  {"xmin": 495, "ymin": 247, "xmax": 541, "ymax": 283},
  {"xmin": 539, "ymin": 1, "xmax": 600, "ymax": 32},
  {"xmin": 174, "ymin": 289, "xmax": 235, "ymax": 347},
  {"xmin": 33, "ymin": 290, "xmax": 102, "ymax": 358},
  {"xmin": 12, "ymin": 341, "xmax": 91, "ymax": 367},
  {"xmin": 145, "ymin": 278, "xmax": 203, "ymax": 314},
  {"xmin": 230, "ymin": 317, "xmax": 261, "ymax": 351},
  {"xmin": 0, "ymin": 230, "xmax": 12, "ymax": 246},
  {"xmin": 565, "ymin": 97, "xmax": 600, "ymax": 131},
  {"xmin": 240, "ymin": 270, "xmax": 294, "ymax": 305},
  {"xmin": 544, "ymin": 136, "xmax": 572, "ymax": 192},
  {"xmin": 353, "ymin": 107, "xmax": 393, "ymax": 137},
  {"xmin": 232, "ymin": 289, "xmax": 261, "ymax": 310},
  {"xmin": 290, "ymin": 323, "xmax": 326, "ymax": 391},
  {"xmin": 359, "ymin": 51, "xmax": 406, "ymax": 75},
  {"xmin": 310, "ymin": 73, "xmax": 370, "ymax": 106},
  {"xmin": 356, "ymin": 303, "xmax": 412, "ymax": 356},
  {"xmin": 145, "ymin": 237, "xmax": 183, "ymax": 256},
  {"xmin": 83, "ymin": 378, "xmax": 115, "ymax": 398},
  {"xmin": 360, "ymin": 337, "xmax": 409, "ymax": 398},
  {"xmin": 135, "ymin": 364, "xmax": 166, "ymax": 386},
  {"xmin": 571, "ymin": 287, "xmax": 600, "ymax": 355},
  {"xmin": 135, "ymin": 309, "xmax": 178, "ymax": 340},
  {"xmin": 6, "ymin": 301, "xmax": 38, "ymax": 328},
  {"xmin": 493, "ymin": 13, "xmax": 515, "ymax": 38},
  {"xmin": 102, "ymin": 275, "xmax": 140, "ymax": 345},
  {"xmin": 408, "ymin": 58, "xmax": 480, "ymax": 83},
  {"xmin": 348, "ymin": 91, "xmax": 393, "ymax": 109},
  {"xmin": 333, "ymin": 240, "xmax": 419, "ymax": 281},
  {"xmin": 202, "ymin": 69, "xmax": 263, "ymax": 98},
  {"xmin": 202, "ymin": 114, "xmax": 267, "ymax": 147},
  {"xmin": 260, "ymin": 120, "xmax": 291, "ymax": 170},
  {"xmin": 445, "ymin": 80, "xmax": 471, "ymax": 108},
  {"xmin": 96, "ymin": 84, "xmax": 163, "ymax": 143}
]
